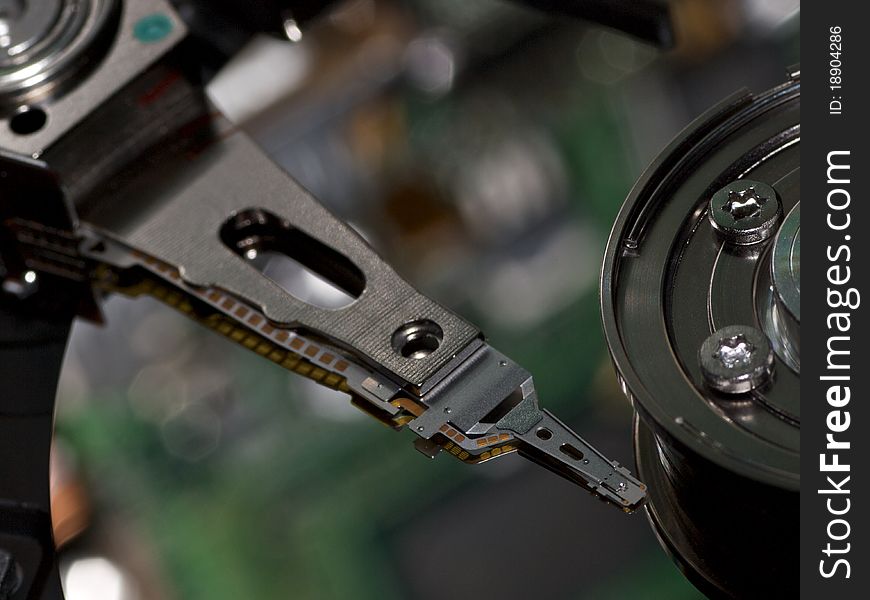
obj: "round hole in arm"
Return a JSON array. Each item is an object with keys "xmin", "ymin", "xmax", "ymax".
[
  {"xmin": 535, "ymin": 427, "xmax": 553, "ymax": 440},
  {"xmin": 392, "ymin": 320, "xmax": 443, "ymax": 359},
  {"xmin": 9, "ymin": 107, "xmax": 47, "ymax": 135}
]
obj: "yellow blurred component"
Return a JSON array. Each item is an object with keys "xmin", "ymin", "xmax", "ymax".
[
  {"xmin": 671, "ymin": 0, "xmax": 742, "ymax": 61},
  {"xmin": 50, "ymin": 444, "xmax": 90, "ymax": 549}
]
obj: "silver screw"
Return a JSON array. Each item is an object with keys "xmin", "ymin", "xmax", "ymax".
[
  {"xmin": 709, "ymin": 180, "xmax": 781, "ymax": 245},
  {"xmin": 699, "ymin": 325, "xmax": 774, "ymax": 394}
]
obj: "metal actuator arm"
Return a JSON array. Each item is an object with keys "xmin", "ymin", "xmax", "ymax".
[
  {"xmin": 73, "ymin": 109, "xmax": 645, "ymax": 511},
  {"xmin": 0, "ymin": 0, "xmax": 645, "ymax": 515}
]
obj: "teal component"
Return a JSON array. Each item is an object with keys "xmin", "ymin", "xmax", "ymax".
[{"xmin": 133, "ymin": 13, "xmax": 173, "ymax": 44}]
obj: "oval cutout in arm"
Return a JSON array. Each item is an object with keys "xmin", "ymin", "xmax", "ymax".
[{"xmin": 220, "ymin": 208, "xmax": 365, "ymax": 309}]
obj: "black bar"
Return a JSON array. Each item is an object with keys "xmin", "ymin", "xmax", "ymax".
[
  {"xmin": 803, "ymin": 3, "xmax": 869, "ymax": 597},
  {"xmin": 0, "ymin": 296, "xmax": 73, "ymax": 600}
]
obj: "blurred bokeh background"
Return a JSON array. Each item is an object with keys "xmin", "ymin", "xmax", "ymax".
[{"xmin": 50, "ymin": 1, "xmax": 798, "ymax": 598}]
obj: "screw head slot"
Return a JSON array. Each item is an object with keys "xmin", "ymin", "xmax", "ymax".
[
  {"xmin": 709, "ymin": 180, "xmax": 782, "ymax": 245},
  {"xmin": 699, "ymin": 325, "xmax": 774, "ymax": 394}
]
